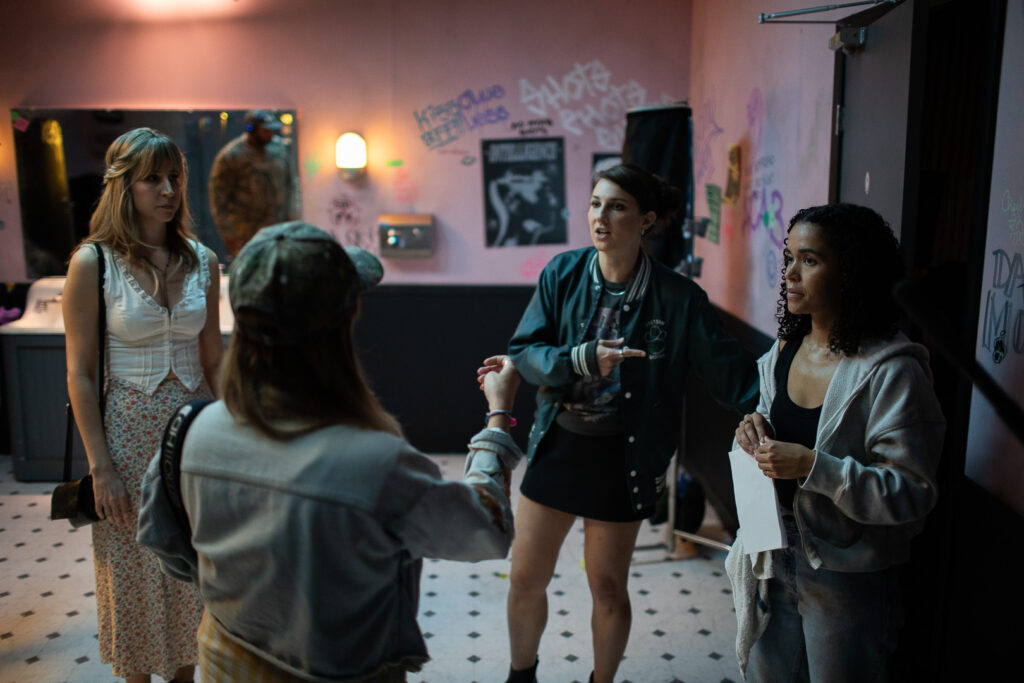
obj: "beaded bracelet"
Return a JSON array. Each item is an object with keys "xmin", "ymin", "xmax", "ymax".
[{"xmin": 485, "ymin": 409, "xmax": 517, "ymax": 427}]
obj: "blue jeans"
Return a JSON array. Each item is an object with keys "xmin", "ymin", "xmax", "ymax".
[{"xmin": 747, "ymin": 519, "xmax": 904, "ymax": 683}]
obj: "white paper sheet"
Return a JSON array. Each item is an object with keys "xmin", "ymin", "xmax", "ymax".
[{"xmin": 728, "ymin": 448, "xmax": 787, "ymax": 553}]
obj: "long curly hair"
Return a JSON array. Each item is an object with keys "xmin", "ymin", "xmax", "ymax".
[
  {"xmin": 76, "ymin": 127, "xmax": 199, "ymax": 274},
  {"xmin": 776, "ymin": 203, "xmax": 904, "ymax": 355}
]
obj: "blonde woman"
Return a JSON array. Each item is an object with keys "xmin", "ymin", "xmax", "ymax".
[{"xmin": 63, "ymin": 127, "xmax": 221, "ymax": 682}]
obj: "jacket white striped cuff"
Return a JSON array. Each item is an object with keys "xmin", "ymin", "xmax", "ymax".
[{"xmin": 571, "ymin": 340, "xmax": 600, "ymax": 377}]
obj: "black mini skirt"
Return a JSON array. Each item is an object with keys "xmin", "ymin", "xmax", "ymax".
[{"xmin": 519, "ymin": 422, "xmax": 650, "ymax": 522}]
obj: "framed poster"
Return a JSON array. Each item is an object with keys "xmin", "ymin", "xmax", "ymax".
[
  {"xmin": 482, "ymin": 137, "xmax": 567, "ymax": 247},
  {"xmin": 592, "ymin": 152, "xmax": 622, "ymax": 183}
]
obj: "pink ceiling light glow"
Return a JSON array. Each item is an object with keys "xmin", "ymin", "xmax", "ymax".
[{"xmin": 113, "ymin": 0, "xmax": 272, "ymax": 21}]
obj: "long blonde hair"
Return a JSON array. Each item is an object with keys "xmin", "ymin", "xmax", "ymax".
[{"xmin": 76, "ymin": 127, "xmax": 199, "ymax": 273}]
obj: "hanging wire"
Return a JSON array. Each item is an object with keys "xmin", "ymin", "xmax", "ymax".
[{"xmin": 758, "ymin": 0, "xmax": 900, "ymax": 24}]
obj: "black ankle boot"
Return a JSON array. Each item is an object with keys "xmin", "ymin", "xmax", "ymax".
[{"xmin": 505, "ymin": 657, "xmax": 538, "ymax": 683}]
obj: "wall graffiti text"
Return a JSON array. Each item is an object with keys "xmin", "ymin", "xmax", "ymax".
[
  {"xmin": 415, "ymin": 85, "xmax": 510, "ymax": 150},
  {"xmin": 519, "ymin": 60, "xmax": 651, "ymax": 150},
  {"xmin": 981, "ymin": 248, "xmax": 1024, "ymax": 357}
]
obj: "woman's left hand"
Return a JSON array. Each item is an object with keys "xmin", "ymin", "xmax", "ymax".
[
  {"xmin": 753, "ymin": 439, "xmax": 816, "ymax": 480},
  {"xmin": 596, "ymin": 338, "xmax": 646, "ymax": 377}
]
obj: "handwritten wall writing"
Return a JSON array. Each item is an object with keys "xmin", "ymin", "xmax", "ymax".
[
  {"xmin": 392, "ymin": 166, "xmax": 419, "ymax": 206},
  {"xmin": 327, "ymin": 192, "xmax": 378, "ymax": 255},
  {"xmin": 747, "ymin": 88, "xmax": 765, "ymax": 159},
  {"xmin": 765, "ymin": 248, "xmax": 779, "ymax": 290},
  {"xmin": 519, "ymin": 250, "xmax": 551, "ymax": 280},
  {"xmin": 519, "ymin": 60, "xmax": 650, "ymax": 150},
  {"xmin": 1004, "ymin": 190, "xmax": 1024, "ymax": 245},
  {"xmin": 694, "ymin": 98, "xmax": 724, "ymax": 187},
  {"xmin": 415, "ymin": 85, "xmax": 510, "ymax": 150},
  {"xmin": 746, "ymin": 154, "xmax": 786, "ymax": 248},
  {"xmin": 980, "ymin": 249, "xmax": 1024, "ymax": 356},
  {"xmin": 510, "ymin": 119, "xmax": 554, "ymax": 136}
]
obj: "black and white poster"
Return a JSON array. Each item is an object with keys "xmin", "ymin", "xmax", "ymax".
[
  {"xmin": 592, "ymin": 152, "xmax": 621, "ymax": 183},
  {"xmin": 482, "ymin": 137, "xmax": 567, "ymax": 247}
]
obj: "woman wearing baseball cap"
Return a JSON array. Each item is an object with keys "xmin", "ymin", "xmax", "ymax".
[{"xmin": 139, "ymin": 221, "xmax": 523, "ymax": 682}]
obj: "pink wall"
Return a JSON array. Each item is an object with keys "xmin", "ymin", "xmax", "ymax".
[
  {"xmin": 688, "ymin": 1, "xmax": 836, "ymax": 335},
  {"xmin": 0, "ymin": 0, "xmax": 691, "ymax": 284}
]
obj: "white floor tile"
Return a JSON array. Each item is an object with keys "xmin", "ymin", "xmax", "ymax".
[{"xmin": 0, "ymin": 454, "xmax": 740, "ymax": 682}]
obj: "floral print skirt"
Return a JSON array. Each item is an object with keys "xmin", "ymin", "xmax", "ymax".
[{"xmin": 92, "ymin": 376, "xmax": 210, "ymax": 679}]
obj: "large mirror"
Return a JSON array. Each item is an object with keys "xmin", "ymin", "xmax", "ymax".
[{"xmin": 11, "ymin": 108, "xmax": 299, "ymax": 276}]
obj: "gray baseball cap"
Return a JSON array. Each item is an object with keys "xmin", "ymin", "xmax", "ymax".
[{"xmin": 228, "ymin": 221, "xmax": 383, "ymax": 346}]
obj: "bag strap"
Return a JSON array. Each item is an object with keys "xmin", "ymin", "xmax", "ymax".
[
  {"xmin": 159, "ymin": 399, "xmax": 214, "ymax": 539},
  {"xmin": 93, "ymin": 243, "xmax": 107, "ymax": 419},
  {"xmin": 62, "ymin": 404, "xmax": 76, "ymax": 482},
  {"xmin": 61, "ymin": 243, "xmax": 107, "ymax": 483}
]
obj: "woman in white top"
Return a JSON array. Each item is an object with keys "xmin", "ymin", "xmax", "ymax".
[{"xmin": 63, "ymin": 127, "xmax": 222, "ymax": 683}]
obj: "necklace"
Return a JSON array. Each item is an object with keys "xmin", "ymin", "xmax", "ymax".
[{"xmin": 143, "ymin": 248, "xmax": 171, "ymax": 275}]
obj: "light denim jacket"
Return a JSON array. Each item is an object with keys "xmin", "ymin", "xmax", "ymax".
[{"xmin": 137, "ymin": 402, "xmax": 521, "ymax": 681}]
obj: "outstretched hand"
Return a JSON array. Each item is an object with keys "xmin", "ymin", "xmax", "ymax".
[
  {"xmin": 477, "ymin": 355, "xmax": 520, "ymax": 411},
  {"xmin": 476, "ymin": 355, "xmax": 506, "ymax": 388},
  {"xmin": 475, "ymin": 355, "xmax": 520, "ymax": 497}
]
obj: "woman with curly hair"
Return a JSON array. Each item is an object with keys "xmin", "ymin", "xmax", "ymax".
[
  {"xmin": 64, "ymin": 128, "xmax": 221, "ymax": 682},
  {"xmin": 728, "ymin": 203, "xmax": 946, "ymax": 682}
]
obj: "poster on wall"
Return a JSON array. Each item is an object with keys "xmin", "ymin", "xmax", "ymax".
[
  {"xmin": 965, "ymin": 0, "xmax": 1024, "ymax": 518},
  {"xmin": 482, "ymin": 137, "xmax": 567, "ymax": 248}
]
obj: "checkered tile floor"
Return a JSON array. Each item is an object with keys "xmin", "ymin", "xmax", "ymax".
[{"xmin": 0, "ymin": 454, "xmax": 741, "ymax": 682}]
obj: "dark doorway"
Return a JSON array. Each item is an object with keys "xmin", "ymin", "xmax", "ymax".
[{"xmin": 830, "ymin": 0, "xmax": 1012, "ymax": 679}]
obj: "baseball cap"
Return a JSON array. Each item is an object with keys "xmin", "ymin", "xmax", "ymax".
[
  {"xmin": 244, "ymin": 109, "xmax": 283, "ymax": 132},
  {"xmin": 228, "ymin": 221, "xmax": 383, "ymax": 346}
]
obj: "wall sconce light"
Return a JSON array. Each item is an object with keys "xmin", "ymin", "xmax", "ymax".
[{"xmin": 336, "ymin": 132, "xmax": 367, "ymax": 180}]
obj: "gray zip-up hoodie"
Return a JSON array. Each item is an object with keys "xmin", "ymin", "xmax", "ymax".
[{"xmin": 727, "ymin": 333, "xmax": 946, "ymax": 675}]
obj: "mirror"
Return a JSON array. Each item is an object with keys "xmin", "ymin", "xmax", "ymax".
[{"xmin": 11, "ymin": 108, "xmax": 299, "ymax": 276}]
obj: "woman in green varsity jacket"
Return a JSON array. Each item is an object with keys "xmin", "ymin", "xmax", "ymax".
[{"xmin": 479, "ymin": 164, "xmax": 758, "ymax": 683}]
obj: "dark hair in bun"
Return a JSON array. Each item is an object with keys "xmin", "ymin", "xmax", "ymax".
[{"xmin": 594, "ymin": 163, "xmax": 685, "ymax": 227}]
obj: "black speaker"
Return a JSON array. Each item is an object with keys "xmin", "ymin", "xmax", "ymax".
[{"xmin": 622, "ymin": 104, "xmax": 694, "ymax": 269}]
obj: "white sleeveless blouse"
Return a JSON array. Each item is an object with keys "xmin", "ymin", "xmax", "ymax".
[{"xmin": 102, "ymin": 240, "xmax": 210, "ymax": 395}]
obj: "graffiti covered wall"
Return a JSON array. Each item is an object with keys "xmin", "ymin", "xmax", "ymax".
[
  {"xmin": 687, "ymin": 1, "xmax": 835, "ymax": 336},
  {"xmin": 966, "ymin": 0, "xmax": 1024, "ymax": 516},
  {"xmin": 0, "ymin": 0, "xmax": 690, "ymax": 284}
]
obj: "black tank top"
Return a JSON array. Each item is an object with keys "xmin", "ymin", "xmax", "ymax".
[{"xmin": 769, "ymin": 336, "xmax": 822, "ymax": 511}]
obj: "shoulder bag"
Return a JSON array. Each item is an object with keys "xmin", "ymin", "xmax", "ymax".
[{"xmin": 50, "ymin": 243, "xmax": 105, "ymax": 527}]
